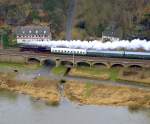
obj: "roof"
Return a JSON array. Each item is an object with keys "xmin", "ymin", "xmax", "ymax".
[
  {"xmin": 88, "ymin": 50, "xmax": 150, "ymax": 55},
  {"xmin": 16, "ymin": 26, "xmax": 50, "ymax": 37},
  {"xmin": 102, "ymin": 23, "xmax": 120, "ymax": 38}
]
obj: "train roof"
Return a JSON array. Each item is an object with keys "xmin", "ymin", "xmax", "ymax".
[
  {"xmin": 51, "ymin": 47, "xmax": 87, "ymax": 51},
  {"xmin": 87, "ymin": 50, "xmax": 124, "ymax": 54},
  {"xmin": 88, "ymin": 50, "xmax": 150, "ymax": 55},
  {"xmin": 125, "ymin": 51, "xmax": 150, "ymax": 55}
]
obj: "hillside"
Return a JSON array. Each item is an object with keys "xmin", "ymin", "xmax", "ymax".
[{"xmin": 0, "ymin": 0, "xmax": 149, "ymax": 40}]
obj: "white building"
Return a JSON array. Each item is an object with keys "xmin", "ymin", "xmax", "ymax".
[
  {"xmin": 16, "ymin": 26, "xmax": 52, "ymax": 44},
  {"xmin": 102, "ymin": 23, "xmax": 121, "ymax": 42},
  {"xmin": 102, "ymin": 31, "xmax": 120, "ymax": 42}
]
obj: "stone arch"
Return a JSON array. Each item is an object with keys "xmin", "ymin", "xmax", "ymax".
[
  {"xmin": 42, "ymin": 59, "xmax": 56, "ymax": 67},
  {"xmin": 128, "ymin": 65, "xmax": 143, "ymax": 71},
  {"xmin": 56, "ymin": 58, "xmax": 60, "ymax": 61},
  {"xmin": 111, "ymin": 64, "xmax": 124, "ymax": 69},
  {"xmin": 93, "ymin": 63, "xmax": 107, "ymax": 68},
  {"xmin": 60, "ymin": 61, "xmax": 73, "ymax": 67},
  {"xmin": 28, "ymin": 58, "xmax": 40, "ymax": 64},
  {"xmin": 77, "ymin": 61, "xmax": 90, "ymax": 67}
]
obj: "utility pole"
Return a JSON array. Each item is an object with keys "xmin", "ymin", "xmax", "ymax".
[
  {"xmin": 73, "ymin": 50, "xmax": 75, "ymax": 67},
  {"xmin": 123, "ymin": 48, "xmax": 125, "ymax": 57}
]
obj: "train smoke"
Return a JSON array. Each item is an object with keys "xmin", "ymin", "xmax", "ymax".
[{"xmin": 21, "ymin": 39, "xmax": 150, "ymax": 51}]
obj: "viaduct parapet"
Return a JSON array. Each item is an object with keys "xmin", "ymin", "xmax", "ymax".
[{"xmin": 0, "ymin": 50, "xmax": 150, "ymax": 69}]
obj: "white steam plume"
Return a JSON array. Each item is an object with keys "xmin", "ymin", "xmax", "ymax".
[{"xmin": 20, "ymin": 39, "xmax": 150, "ymax": 51}]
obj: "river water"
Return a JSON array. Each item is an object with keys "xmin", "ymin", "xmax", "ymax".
[
  {"xmin": 0, "ymin": 90, "xmax": 150, "ymax": 124},
  {"xmin": 1, "ymin": 65, "xmax": 150, "ymax": 124}
]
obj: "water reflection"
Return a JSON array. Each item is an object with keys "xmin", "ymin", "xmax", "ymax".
[
  {"xmin": 0, "ymin": 89, "xmax": 18, "ymax": 102},
  {"xmin": 0, "ymin": 90, "xmax": 150, "ymax": 124}
]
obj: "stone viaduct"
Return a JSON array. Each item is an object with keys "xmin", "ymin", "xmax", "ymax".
[{"xmin": 0, "ymin": 50, "xmax": 150, "ymax": 69}]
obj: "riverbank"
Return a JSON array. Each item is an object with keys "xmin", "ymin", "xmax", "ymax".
[
  {"xmin": 69, "ymin": 67, "xmax": 111, "ymax": 80},
  {"xmin": 0, "ymin": 62, "xmax": 150, "ymax": 109},
  {"xmin": 69, "ymin": 67, "xmax": 150, "ymax": 85},
  {"xmin": 1, "ymin": 71, "xmax": 150, "ymax": 108},
  {"xmin": 64, "ymin": 81, "xmax": 150, "ymax": 109},
  {"xmin": 0, "ymin": 72, "xmax": 60, "ymax": 105},
  {"xmin": 118, "ymin": 69, "xmax": 150, "ymax": 85},
  {"xmin": 52, "ymin": 66, "xmax": 68, "ymax": 75}
]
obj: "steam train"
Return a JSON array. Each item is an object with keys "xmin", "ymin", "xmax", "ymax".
[{"xmin": 20, "ymin": 44, "xmax": 150, "ymax": 60}]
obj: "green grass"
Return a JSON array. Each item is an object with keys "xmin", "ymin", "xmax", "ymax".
[
  {"xmin": 84, "ymin": 83, "xmax": 93, "ymax": 97},
  {"xmin": 0, "ymin": 62, "xmax": 41, "ymax": 72},
  {"xmin": 74, "ymin": 67, "xmax": 120, "ymax": 81},
  {"xmin": 0, "ymin": 62, "xmax": 25, "ymax": 68},
  {"xmin": 76, "ymin": 67, "xmax": 107, "ymax": 75},
  {"xmin": 52, "ymin": 66, "xmax": 67, "ymax": 75},
  {"xmin": 109, "ymin": 68, "xmax": 120, "ymax": 81}
]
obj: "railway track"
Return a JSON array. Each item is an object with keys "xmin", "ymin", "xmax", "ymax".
[{"xmin": 0, "ymin": 49, "xmax": 150, "ymax": 65}]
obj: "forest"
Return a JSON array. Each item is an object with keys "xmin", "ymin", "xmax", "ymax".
[{"xmin": 0, "ymin": 0, "xmax": 150, "ymax": 40}]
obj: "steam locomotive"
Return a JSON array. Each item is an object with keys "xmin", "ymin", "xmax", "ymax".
[{"xmin": 20, "ymin": 44, "xmax": 150, "ymax": 60}]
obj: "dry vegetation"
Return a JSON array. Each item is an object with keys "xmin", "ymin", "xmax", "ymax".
[
  {"xmin": 0, "ymin": 0, "xmax": 149, "ymax": 39},
  {"xmin": 0, "ymin": 72, "xmax": 60, "ymax": 105},
  {"xmin": 64, "ymin": 81, "xmax": 150, "ymax": 108},
  {"xmin": 118, "ymin": 68, "xmax": 150, "ymax": 84},
  {"xmin": 69, "ymin": 67, "xmax": 111, "ymax": 80}
]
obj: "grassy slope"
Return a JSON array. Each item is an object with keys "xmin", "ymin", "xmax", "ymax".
[
  {"xmin": 52, "ymin": 66, "xmax": 67, "ymax": 75},
  {"xmin": 69, "ymin": 67, "xmax": 120, "ymax": 81},
  {"xmin": 0, "ymin": 62, "xmax": 41, "ymax": 72}
]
